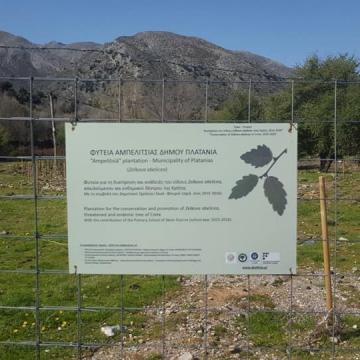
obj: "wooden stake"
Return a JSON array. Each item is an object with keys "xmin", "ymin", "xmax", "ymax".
[{"xmin": 319, "ymin": 176, "xmax": 333, "ymax": 312}]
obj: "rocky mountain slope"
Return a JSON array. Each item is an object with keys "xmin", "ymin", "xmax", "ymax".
[
  {"xmin": 0, "ymin": 31, "xmax": 294, "ymax": 121},
  {"xmin": 0, "ymin": 30, "xmax": 292, "ymax": 81},
  {"xmin": 0, "ymin": 30, "xmax": 101, "ymax": 77}
]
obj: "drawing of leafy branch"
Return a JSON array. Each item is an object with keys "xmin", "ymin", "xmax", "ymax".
[{"xmin": 229, "ymin": 145, "xmax": 288, "ymax": 215}]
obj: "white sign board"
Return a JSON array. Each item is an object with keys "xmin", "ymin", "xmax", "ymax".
[{"xmin": 66, "ymin": 123, "xmax": 297, "ymax": 275}]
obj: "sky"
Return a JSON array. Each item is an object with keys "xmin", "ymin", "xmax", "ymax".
[{"xmin": 0, "ymin": 0, "xmax": 359, "ymax": 67}]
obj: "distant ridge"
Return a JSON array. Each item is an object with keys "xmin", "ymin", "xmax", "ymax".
[{"xmin": 0, "ymin": 30, "xmax": 293, "ymax": 80}]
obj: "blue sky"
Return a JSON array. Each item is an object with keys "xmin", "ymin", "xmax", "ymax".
[{"xmin": 0, "ymin": 0, "xmax": 358, "ymax": 67}]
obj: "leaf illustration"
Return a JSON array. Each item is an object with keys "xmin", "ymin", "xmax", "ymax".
[
  {"xmin": 263, "ymin": 176, "xmax": 287, "ymax": 215},
  {"xmin": 229, "ymin": 174, "xmax": 258, "ymax": 200},
  {"xmin": 240, "ymin": 145, "xmax": 273, "ymax": 168}
]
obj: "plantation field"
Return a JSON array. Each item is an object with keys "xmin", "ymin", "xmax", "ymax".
[{"xmin": 0, "ymin": 160, "xmax": 359, "ymax": 359}]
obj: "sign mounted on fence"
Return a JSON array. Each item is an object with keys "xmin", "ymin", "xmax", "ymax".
[{"xmin": 66, "ymin": 123, "xmax": 297, "ymax": 275}]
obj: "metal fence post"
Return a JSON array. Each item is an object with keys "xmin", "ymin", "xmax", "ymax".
[
  {"xmin": 74, "ymin": 77, "xmax": 78, "ymax": 121},
  {"xmin": 204, "ymin": 274, "xmax": 209, "ymax": 359},
  {"xmin": 247, "ymin": 275, "xmax": 251, "ymax": 359},
  {"xmin": 288, "ymin": 270, "xmax": 294, "ymax": 359},
  {"xmin": 29, "ymin": 76, "xmax": 41, "ymax": 360},
  {"xmin": 118, "ymin": 78, "xmax": 122, "ymax": 122},
  {"xmin": 248, "ymin": 79, "xmax": 252, "ymax": 123},
  {"xmin": 76, "ymin": 271, "xmax": 82, "ymax": 359},
  {"xmin": 161, "ymin": 275, "xmax": 166, "ymax": 358},
  {"xmin": 331, "ymin": 79, "xmax": 338, "ymax": 359},
  {"xmin": 161, "ymin": 78, "xmax": 165, "ymax": 122},
  {"xmin": 205, "ymin": 80, "xmax": 209, "ymax": 122},
  {"xmin": 291, "ymin": 80, "xmax": 294, "ymax": 126},
  {"xmin": 120, "ymin": 274, "xmax": 125, "ymax": 356},
  {"xmin": 204, "ymin": 82, "xmax": 209, "ymax": 359}
]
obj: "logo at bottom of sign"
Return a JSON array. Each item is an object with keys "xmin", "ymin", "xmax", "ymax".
[
  {"xmin": 225, "ymin": 252, "xmax": 237, "ymax": 264},
  {"xmin": 225, "ymin": 252, "xmax": 280, "ymax": 265}
]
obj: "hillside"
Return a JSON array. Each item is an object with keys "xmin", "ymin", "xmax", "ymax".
[
  {"xmin": 0, "ymin": 30, "xmax": 101, "ymax": 77},
  {"xmin": 0, "ymin": 30, "xmax": 292, "ymax": 81},
  {"xmin": 0, "ymin": 30, "xmax": 296, "ymax": 126}
]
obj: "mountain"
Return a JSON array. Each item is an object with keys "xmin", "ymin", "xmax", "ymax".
[
  {"xmin": 0, "ymin": 31, "xmax": 294, "ymax": 121},
  {"xmin": 0, "ymin": 30, "xmax": 292, "ymax": 81},
  {"xmin": 0, "ymin": 31, "xmax": 101, "ymax": 77}
]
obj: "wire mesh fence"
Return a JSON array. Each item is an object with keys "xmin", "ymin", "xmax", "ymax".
[{"xmin": 0, "ymin": 76, "xmax": 360, "ymax": 359}]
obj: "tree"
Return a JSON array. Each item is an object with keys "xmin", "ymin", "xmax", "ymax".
[
  {"xmin": 264, "ymin": 54, "xmax": 360, "ymax": 170},
  {"xmin": 0, "ymin": 124, "xmax": 10, "ymax": 154},
  {"xmin": 209, "ymin": 91, "xmax": 263, "ymax": 122}
]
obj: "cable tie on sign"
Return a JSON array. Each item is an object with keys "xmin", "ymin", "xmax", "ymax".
[
  {"xmin": 72, "ymin": 76, "xmax": 79, "ymax": 130},
  {"xmin": 71, "ymin": 116, "xmax": 79, "ymax": 131},
  {"xmin": 288, "ymin": 122, "xmax": 293, "ymax": 133},
  {"xmin": 288, "ymin": 122, "xmax": 297, "ymax": 133},
  {"xmin": 289, "ymin": 79, "xmax": 295, "ymax": 133}
]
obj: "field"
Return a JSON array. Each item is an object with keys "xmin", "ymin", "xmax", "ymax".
[{"xmin": 0, "ymin": 160, "xmax": 360, "ymax": 359}]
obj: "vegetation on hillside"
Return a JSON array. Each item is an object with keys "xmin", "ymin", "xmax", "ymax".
[
  {"xmin": 0, "ymin": 54, "xmax": 359, "ymax": 168},
  {"xmin": 210, "ymin": 54, "xmax": 360, "ymax": 170}
]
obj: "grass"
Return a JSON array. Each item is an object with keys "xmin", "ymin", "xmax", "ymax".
[
  {"xmin": 297, "ymin": 168, "xmax": 360, "ymax": 273},
  {"xmin": 233, "ymin": 312, "xmax": 360, "ymax": 359},
  {"xmin": 1, "ymin": 162, "xmax": 360, "ymax": 358},
  {"xmin": 213, "ymin": 324, "xmax": 227, "ymax": 337},
  {"xmin": 0, "ymin": 162, "xmax": 181, "ymax": 359},
  {"xmin": 235, "ymin": 311, "xmax": 288, "ymax": 347},
  {"xmin": 249, "ymin": 293, "xmax": 275, "ymax": 309},
  {"xmin": 146, "ymin": 354, "xmax": 163, "ymax": 360}
]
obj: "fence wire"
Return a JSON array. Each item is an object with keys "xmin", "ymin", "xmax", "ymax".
[{"xmin": 0, "ymin": 76, "xmax": 360, "ymax": 359}]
